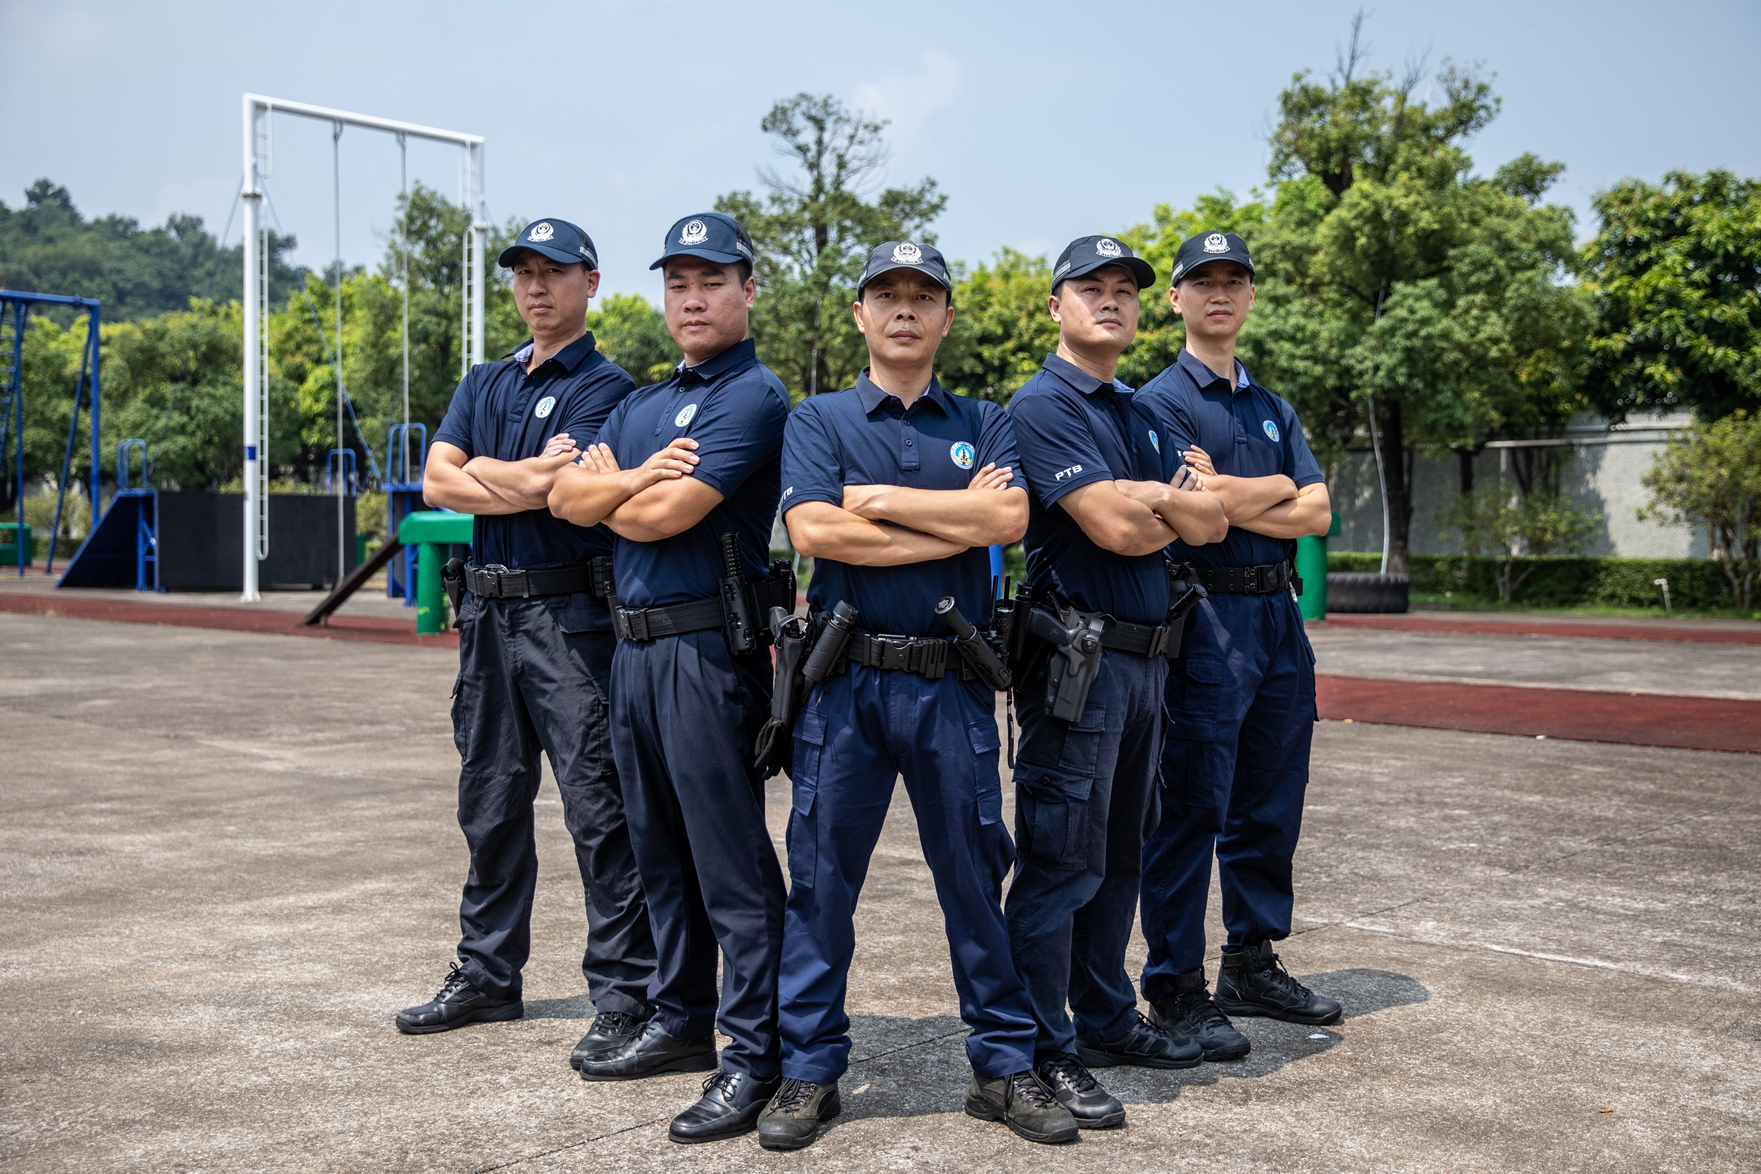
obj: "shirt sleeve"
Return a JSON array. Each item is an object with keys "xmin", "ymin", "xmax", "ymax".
[
  {"xmin": 685, "ymin": 374, "xmax": 789, "ymax": 499},
  {"xmin": 432, "ymin": 371, "xmax": 478, "ymax": 457},
  {"xmin": 558, "ymin": 360, "xmax": 636, "ymax": 448},
  {"xmin": 1139, "ymin": 379, "xmax": 1199, "ymax": 461},
  {"xmin": 1280, "ymin": 397, "xmax": 1326, "ymax": 488},
  {"xmin": 1008, "ymin": 388, "xmax": 1113, "ymax": 509},
  {"xmin": 596, "ymin": 392, "xmax": 629, "ymax": 458},
  {"xmin": 974, "ymin": 401, "xmax": 1028, "ymax": 496},
  {"xmin": 779, "ymin": 399, "xmax": 845, "ymax": 515}
]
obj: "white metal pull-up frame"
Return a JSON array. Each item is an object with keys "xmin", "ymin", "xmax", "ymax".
[{"xmin": 239, "ymin": 93, "xmax": 485, "ymax": 601}]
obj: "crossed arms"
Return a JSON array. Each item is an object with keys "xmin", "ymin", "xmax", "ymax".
[
  {"xmin": 1181, "ymin": 445, "xmax": 1332, "ymax": 539},
  {"xmin": 546, "ymin": 439, "xmax": 725, "ymax": 543},
  {"xmin": 424, "ymin": 434, "xmax": 582, "ymax": 515},
  {"xmin": 787, "ymin": 464, "xmax": 1028, "ymax": 567}
]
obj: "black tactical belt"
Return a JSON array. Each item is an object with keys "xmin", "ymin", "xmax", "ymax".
[
  {"xmin": 1192, "ymin": 562, "xmax": 1296, "ymax": 595},
  {"xmin": 466, "ymin": 562, "xmax": 595, "ymax": 599},
  {"xmin": 839, "ymin": 632, "xmax": 977, "ymax": 682},
  {"xmin": 614, "ymin": 574, "xmax": 794, "ymax": 644},
  {"xmin": 1099, "ymin": 618, "xmax": 1175, "ymax": 657}
]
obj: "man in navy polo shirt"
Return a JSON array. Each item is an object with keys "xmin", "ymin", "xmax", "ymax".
[
  {"xmin": 1005, "ymin": 237, "xmax": 1227, "ymax": 1114},
  {"xmin": 1136, "ymin": 232, "xmax": 1341, "ymax": 1063},
  {"xmin": 753, "ymin": 241, "xmax": 1075, "ymax": 1150},
  {"xmin": 396, "ymin": 219, "xmax": 656, "ymax": 1068},
  {"xmin": 547, "ymin": 212, "xmax": 792, "ymax": 1144}
]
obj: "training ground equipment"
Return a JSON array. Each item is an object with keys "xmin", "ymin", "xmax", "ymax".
[
  {"xmin": 0, "ymin": 290, "xmax": 102, "ymax": 578},
  {"xmin": 299, "ymin": 509, "xmax": 470, "ymax": 633},
  {"xmin": 239, "ymin": 94, "xmax": 486, "ymax": 601}
]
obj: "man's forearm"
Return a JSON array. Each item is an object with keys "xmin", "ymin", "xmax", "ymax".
[
  {"xmin": 789, "ymin": 505, "xmax": 967, "ymax": 566},
  {"xmin": 1202, "ymin": 473, "xmax": 1297, "ymax": 525},
  {"xmin": 849, "ymin": 485, "xmax": 1027, "ymax": 547},
  {"xmin": 1234, "ymin": 486, "xmax": 1332, "ymax": 539},
  {"xmin": 547, "ymin": 466, "xmax": 647, "ymax": 528},
  {"xmin": 465, "ymin": 456, "xmax": 558, "ymax": 511},
  {"xmin": 424, "ymin": 463, "xmax": 523, "ymax": 515}
]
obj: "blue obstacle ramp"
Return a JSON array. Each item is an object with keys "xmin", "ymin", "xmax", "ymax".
[{"xmin": 58, "ymin": 489, "xmax": 159, "ymax": 591}]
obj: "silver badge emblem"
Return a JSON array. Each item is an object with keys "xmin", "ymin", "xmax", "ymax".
[
  {"xmin": 892, "ymin": 242, "xmax": 922, "ymax": 264},
  {"xmin": 1095, "ymin": 238, "xmax": 1123, "ymax": 258},
  {"xmin": 950, "ymin": 442, "xmax": 975, "ymax": 470},
  {"xmin": 680, "ymin": 220, "xmax": 709, "ymax": 245},
  {"xmin": 529, "ymin": 222, "xmax": 555, "ymax": 242},
  {"xmin": 1203, "ymin": 233, "xmax": 1229, "ymax": 253},
  {"xmin": 534, "ymin": 395, "xmax": 556, "ymax": 419}
]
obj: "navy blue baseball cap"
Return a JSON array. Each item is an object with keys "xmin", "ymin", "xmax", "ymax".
[
  {"xmin": 1170, "ymin": 231, "xmax": 1254, "ymax": 284},
  {"xmin": 857, "ymin": 240, "xmax": 952, "ymax": 295},
  {"xmin": 1052, "ymin": 235, "xmax": 1155, "ymax": 292},
  {"xmin": 498, "ymin": 218, "xmax": 598, "ymax": 269},
  {"xmin": 651, "ymin": 211, "xmax": 756, "ymax": 271}
]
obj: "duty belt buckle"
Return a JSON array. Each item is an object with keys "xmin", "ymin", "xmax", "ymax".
[
  {"xmin": 875, "ymin": 635, "xmax": 912, "ymax": 672},
  {"xmin": 482, "ymin": 563, "xmax": 511, "ymax": 598},
  {"xmin": 617, "ymin": 608, "xmax": 649, "ymax": 641},
  {"xmin": 1146, "ymin": 625, "xmax": 1170, "ymax": 657}
]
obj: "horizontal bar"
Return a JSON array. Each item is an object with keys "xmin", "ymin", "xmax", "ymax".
[
  {"xmin": 244, "ymin": 93, "xmax": 482, "ymax": 147},
  {"xmin": 0, "ymin": 289, "xmax": 100, "ymax": 309}
]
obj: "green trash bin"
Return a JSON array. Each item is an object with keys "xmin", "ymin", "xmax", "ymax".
[{"xmin": 1295, "ymin": 510, "xmax": 1342, "ymax": 621}]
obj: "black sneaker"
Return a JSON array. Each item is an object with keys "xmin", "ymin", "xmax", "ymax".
[
  {"xmin": 1074, "ymin": 1012, "xmax": 1202, "ymax": 1070},
  {"xmin": 965, "ymin": 1070, "xmax": 1079, "ymax": 1145},
  {"xmin": 394, "ymin": 961, "xmax": 523, "ymax": 1035},
  {"xmin": 1035, "ymin": 1054, "xmax": 1124, "ymax": 1129},
  {"xmin": 757, "ymin": 1078, "xmax": 841, "ymax": 1151},
  {"xmin": 669, "ymin": 1069, "xmax": 781, "ymax": 1144},
  {"xmin": 1149, "ymin": 969, "xmax": 1251, "ymax": 1061},
  {"xmin": 569, "ymin": 1009, "xmax": 647, "ymax": 1070},
  {"xmin": 577, "ymin": 1018, "xmax": 717, "ymax": 1082},
  {"xmin": 1215, "ymin": 941, "xmax": 1343, "ymax": 1025}
]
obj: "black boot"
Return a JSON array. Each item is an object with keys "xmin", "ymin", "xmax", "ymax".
[
  {"xmin": 669, "ymin": 1069, "xmax": 782, "ymax": 1144},
  {"xmin": 1074, "ymin": 1011, "xmax": 1201, "ymax": 1069},
  {"xmin": 757, "ymin": 1078, "xmax": 841, "ymax": 1151},
  {"xmin": 1215, "ymin": 941, "xmax": 1342, "ymax": 1025},
  {"xmin": 577, "ymin": 1018, "xmax": 717, "ymax": 1082},
  {"xmin": 1149, "ymin": 968, "xmax": 1251, "ymax": 1061},
  {"xmin": 395, "ymin": 961, "xmax": 522, "ymax": 1035},
  {"xmin": 569, "ymin": 1009, "xmax": 647, "ymax": 1070},
  {"xmin": 1035, "ymin": 1054, "xmax": 1125, "ymax": 1129}
]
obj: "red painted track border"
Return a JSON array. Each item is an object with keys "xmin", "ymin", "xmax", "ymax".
[
  {"xmin": 0, "ymin": 593, "xmax": 457, "ymax": 648},
  {"xmin": 1318, "ymin": 674, "xmax": 1761, "ymax": 755}
]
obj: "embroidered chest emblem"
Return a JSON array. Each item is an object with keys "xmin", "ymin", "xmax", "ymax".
[
  {"xmin": 1263, "ymin": 419, "xmax": 1280, "ymax": 443},
  {"xmin": 675, "ymin": 403, "xmax": 699, "ymax": 428},
  {"xmin": 949, "ymin": 441, "xmax": 975, "ymax": 470},
  {"xmin": 533, "ymin": 396, "xmax": 556, "ymax": 419}
]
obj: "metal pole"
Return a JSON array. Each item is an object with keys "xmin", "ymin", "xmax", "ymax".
[
  {"xmin": 399, "ymin": 133, "xmax": 410, "ymax": 481},
  {"xmin": 241, "ymin": 96, "xmax": 263, "ymax": 601},
  {"xmin": 11, "ymin": 304, "xmax": 24, "ymax": 577},
  {"xmin": 87, "ymin": 305, "xmax": 100, "ymax": 533},
  {"xmin": 468, "ymin": 141, "xmax": 486, "ymax": 368},
  {"xmin": 333, "ymin": 120, "xmax": 345, "ymax": 585}
]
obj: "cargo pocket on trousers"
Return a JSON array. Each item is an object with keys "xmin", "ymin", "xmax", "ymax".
[
  {"xmin": 788, "ymin": 708, "xmax": 826, "ymax": 889},
  {"xmin": 1168, "ymin": 654, "xmax": 1223, "ymax": 741},
  {"xmin": 968, "ymin": 721, "xmax": 1003, "ymax": 827},
  {"xmin": 1017, "ymin": 767, "xmax": 1095, "ymax": 871}
]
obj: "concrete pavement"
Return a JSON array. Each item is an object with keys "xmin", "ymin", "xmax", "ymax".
[{"xmin": 1, "ymin": 612, "xmax": 1757, "ymax": 1172}]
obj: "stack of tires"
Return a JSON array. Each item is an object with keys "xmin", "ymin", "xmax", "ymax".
[{"xmin": 1325, "ymin": 572, "xmax": 1409, "ymax": 614}]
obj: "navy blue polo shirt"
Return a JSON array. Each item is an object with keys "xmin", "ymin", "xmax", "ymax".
[
  {"xmin": 1137, "ymin": 348, "xmax": 1324, "ymax": 569},
  {"xmin": 782, "ymin": 371, "xmax": 1023, "ymax": 635},
  {"xmin": 596, "ymin": 338, "xmax": 788, "ymax": 609},
  {"xmin": 433, "ymin": 332, "xmax": 635, "ymax": 569},
  {"xmin": 1009, "ymin": 353, "xmax": 1184, "ymax": 626}
]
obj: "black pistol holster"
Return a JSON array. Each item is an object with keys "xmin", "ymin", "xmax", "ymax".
[
  {"xmin": 1028, "ymin": 604, "xmax": 1109, "ymax": 723},
  {"xmin": 754, "ymin": 606, "xmax": 812, "ymax": 778},
  {"xmin": 613, "ymin": 534, "xmax": 795, "ymax": 652},
  {"xmin": 442, "ymin": 557, "xmax": 466, "ymax": 614}
]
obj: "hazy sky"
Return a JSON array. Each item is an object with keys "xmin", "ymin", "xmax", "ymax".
[{"xmin": 4, "ymin": 0, "xmax": 1757, "ymax": 304}]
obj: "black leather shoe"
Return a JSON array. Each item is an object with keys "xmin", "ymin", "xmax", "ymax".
[
  {"xmin": 669, "ymin": 1069, "xmax": 781, "ymax": 1144},
  {"xmin": 395, "ymin": 961, "xmax": 522, "ymax": 1035},
  {"xmin": 757, "ymin": 1078, "xmax": 841, "ymax": 1151},
  {"xmin": 1215, "ymin": 941, "xmax": 1343, "ymax": 1025},
  {"xmin": 1074, "ymin": 1011, "xmax": 1202, "ymax": 1070},
  {"xmin": 1149, "ymin": 969, "xmax": 1251, "ymax": 1061},
  {"xmin": 965, "ymin": 1070, "xmax": 1078, "ymax": 1145},
  {"xmin": 569, "ymin": 1009, "xmax": 647, "ymax": 1070},
  {"xmin": 577, "ymin": 1018, "xmax": 716, "ymax": 1082},
  {"xmin": 1035, "ymin": 1054, "xmax": 1124, "ymax": 1129}
]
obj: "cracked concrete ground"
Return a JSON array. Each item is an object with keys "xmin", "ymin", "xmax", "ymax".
[{"xmin": 1, "ymin": 613, "xmax": 1757, "ymax": 1172}]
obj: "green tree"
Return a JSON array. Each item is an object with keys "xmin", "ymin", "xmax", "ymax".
[
  {"xmin": 587, "ymin": 293, "xmax": 677, "ymax": 386},
  {"xmin": 1583, "ymin": 170, "xmax": 1761, "ymax": 424},
  {"xmin": 1445, "ymin": 484, "xmax": 1600, "ymax": 602},
  {"xmin": 1251, "ymin": 19, "xmax": 1587, "ymax": 571},
  {"xmin": 1638, "ymin": 411, "xmax": 1761, "ymax": 608},
  {"xmin": 938, "ymin": 250, "xmax": 1058, "ymax": 404},
  {"xmin": 715, "ymin": 93, "xmax": 946, "ymax": 400}
]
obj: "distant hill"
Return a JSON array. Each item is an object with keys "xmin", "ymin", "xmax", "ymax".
[{"xmin": 0, "ymin": 179, "xmax": 302, "ymax": 320}]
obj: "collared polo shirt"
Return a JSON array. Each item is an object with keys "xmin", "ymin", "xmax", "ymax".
[
  {"xmin": 1137, "ymin": 348, "xmax": 1324, "ymax": 569},
  {"xmin": 1008, "ymin": 353, "xmax": 1184, "ymax": 626},
  {"xmin": 433, "ymin": 331, "xmax": 635, "ymax": 569},
  {"xmin": 782, "ymin": 371, "xmax": 1024, "ymax": 635},
  {"xmin": 596, "ymin": 338, "xmax": 788, "ymax": 609}
]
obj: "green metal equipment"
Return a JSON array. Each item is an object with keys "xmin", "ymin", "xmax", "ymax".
[
  {"xmin": 1295, "ymin": 510, "xmax": 1342, "ymax": 622},
  {"xmin": 397, "ymin": 510, "xmax": 473, "ymax": 634}
]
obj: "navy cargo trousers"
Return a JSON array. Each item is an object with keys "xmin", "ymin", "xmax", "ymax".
[
  {"xmin": 1140, "ymin": 591, "xmax": 1318, "ymax": 1001},
  {"xmin": 611, "ymin": 630, "xmax": 787, "ymax": 1081},
  {"xmin": 450, "ymin": 590, "xmax": 654, "ymax": 1014},
  {"xmin": 1005, "ymin": 648, "xmax": 1167, "ymax": 1058},
  {"xmin": 780, "ymin": 666, "xmax": 1038, "ymax": 1084}
]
